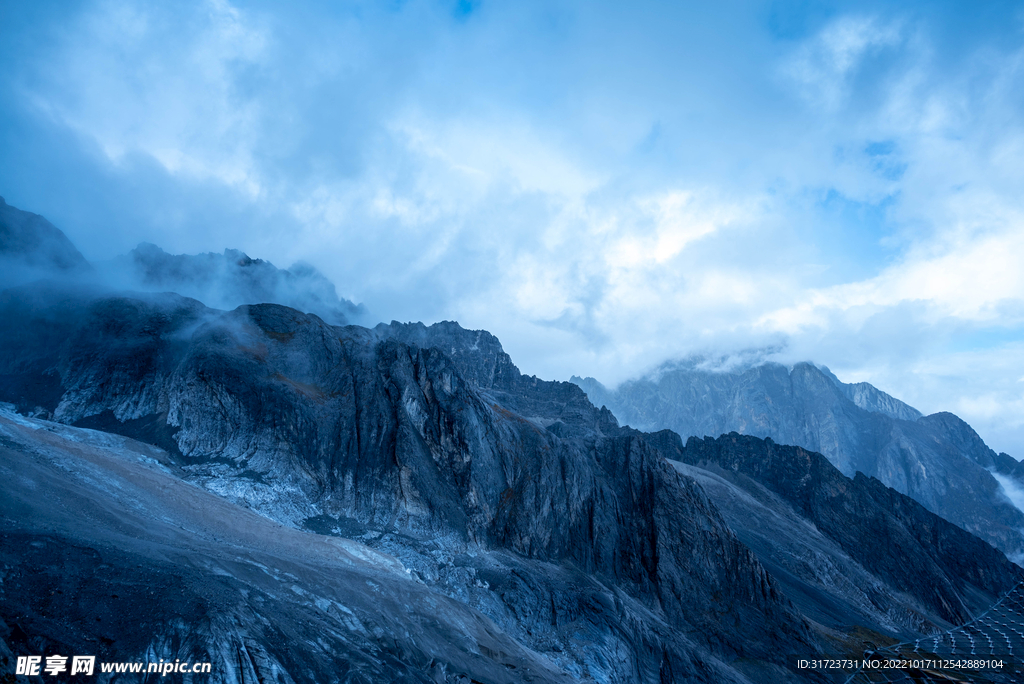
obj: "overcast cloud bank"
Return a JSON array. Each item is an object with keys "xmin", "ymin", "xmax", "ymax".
[{"xmin": 1, "ymin": 0, "xmax": 1022, "ymax": 454}]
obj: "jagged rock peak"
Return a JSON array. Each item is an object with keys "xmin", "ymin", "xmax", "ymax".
[
  {"xmin": 0, "ymin": 291, "xmax": 819, "ymax": 679},
  {"xmin": 374, "ymin": 319, "xmax": 518, "ymax": 390}
]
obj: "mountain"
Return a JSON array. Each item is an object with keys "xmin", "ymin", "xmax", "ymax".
[
  {"xmin": 2, "ymin": 284, "xmax": 1023, "ymax": 682},
  {"xmin": 0, "ymin": 196, "xmax": 91, "ymax": 287},
  {"xmin": 106, "ymin": 242, "xmax": 364, "ymax": 326},
  {"xmin": 0, "ymin": 287, "xmax": 815, "ymax": 682},
  {"xmin": 2, "ymin": 198, "xmax": 1022, "ymax": 681},
  {"xmin": 572, "ymin": 362, "xmax": 1024, "ymax": 560}
]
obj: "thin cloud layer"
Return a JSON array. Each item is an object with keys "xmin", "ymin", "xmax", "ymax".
[{"xmin": 1, "ymin": 0, "xmax": 1023, "ymax": 454}]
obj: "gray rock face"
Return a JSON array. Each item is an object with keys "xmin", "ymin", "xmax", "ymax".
[
  {"xmin": 0, "ymin": 287, "xmax": 820, "ymax": 682},
  {"xmin": 0, "ymin": 196, "xmax": 91, "ymax": 287},
  {"xmin": 838, "ymin": 380, "xmax": 923, "ymax": 422},
  {"xmin": 105, "ymin": 242, "xmax": 364, "ymax": 326},
  {"xmin": 573, "ymin": 362, "xmax": 1024, "ymax": 559}
]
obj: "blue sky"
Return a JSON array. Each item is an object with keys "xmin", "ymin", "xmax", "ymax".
[{"xmin": 2, "ymin": 0, "xmax": 1024, "ymax": 455}]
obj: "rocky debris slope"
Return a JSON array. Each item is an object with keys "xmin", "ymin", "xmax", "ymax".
[
  {"xmin": 669, "ymin": 459, "xmax": 938, "ymax": 640},
  {"xmin": 0, "ymin": 287, "xmax": 821, "ymax": 683},
  {"xmin": 573, "ymin": 362, "xmax": 1024, "ymax": 560},
  {"xmin": 0, "ymin": 409, "xmax": 576, "ymax": 684}
]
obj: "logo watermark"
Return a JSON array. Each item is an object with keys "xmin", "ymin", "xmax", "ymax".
[{"xmin": 15, "ymin": 655, "xmax": 212, "ymax": 677}]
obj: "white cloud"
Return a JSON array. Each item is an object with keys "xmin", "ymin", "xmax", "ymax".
[
  {"xmin": 782, "ymin": 15, "xmax": 903, "ymax": 109},
  {"xmin": 28, "ymin": 0, "xmax": 268, "ymax": 195},
  {"xmin": 6, "ymin": 1, "xmax": 1024, "ymax": 455},
  {"xmin": 991, "ymin": 471, "xmax": 1024, "ymax": 516},
  {"xmin": 391, "ymin": 114, "xmax": 603, "ymax": 199},
  {"xmin": 758, "ymin": 222, "xmax": 1024, "ymax": 334}
]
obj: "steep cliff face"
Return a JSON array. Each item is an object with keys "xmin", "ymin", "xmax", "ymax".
[
  {"xmin": 0, "ymin": 287, "xmax": 819, "ymax": 682},
  {"xmin": 573, "ymin": 362, "xmax": 1024, "ymax": 559}
]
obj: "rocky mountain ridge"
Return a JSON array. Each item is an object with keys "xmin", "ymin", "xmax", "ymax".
[
  {"xmin": 3, "ymin": 283, "xmax": 1023, "ymax": 681},
  {"xmin": 651, "ymin": 431, "xmax": 1019, "ymax": 628},
  {"xmin": 0, "ymin": 287, "xmax": 820, "ymax": 682},
  {"xmin": 573, "ymin": 362, "xmax": 1024, "ymax": 560}
]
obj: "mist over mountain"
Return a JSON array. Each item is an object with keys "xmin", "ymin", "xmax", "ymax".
[
  {"xmin": 0, "ymin": 196, "xmax": 91, "ymax": 288},
  {"xmin": 573, "ymin": 361, "xmax": 1024, "ymax": 560},
  {"xmin": 104, "ymin": 242, "xmax": 366, "ymax": 326},
  {"xmin": 0, "ymin": 197, "xmax": 365, "ymax": 326}
]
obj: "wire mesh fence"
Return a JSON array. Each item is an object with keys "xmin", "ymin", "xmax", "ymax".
[{"xmin": 837, "ymin": 580, "xmax": 1024, "ymax": 683}]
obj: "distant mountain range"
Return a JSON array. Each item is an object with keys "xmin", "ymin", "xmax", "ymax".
[
  {"xmin": 573, "ymin": 361, "xmax": 1024, "ymax": 560},
  {"xmin": 3, "ymin": 196, "xmax": 1024, "ymax": 683}
]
